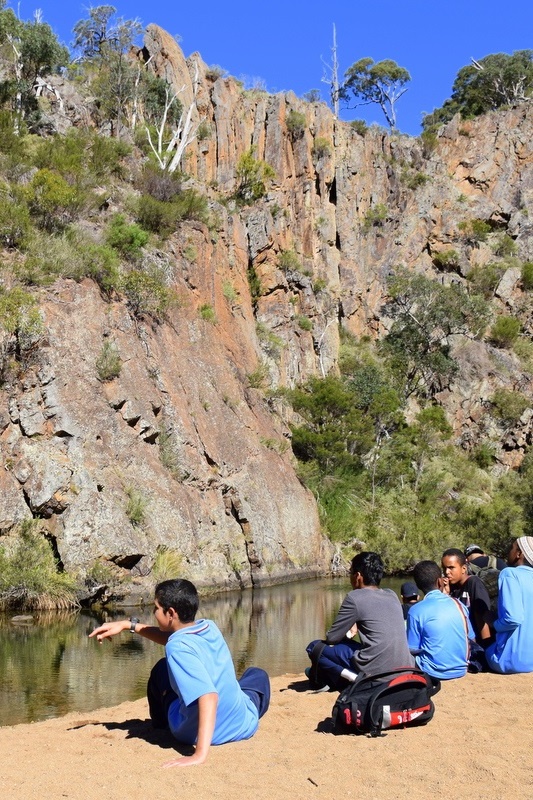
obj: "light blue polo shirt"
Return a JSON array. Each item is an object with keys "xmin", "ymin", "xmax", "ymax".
[
  {"xmin": 486, "ymin": 566, "xmax": 533, "ymax": 674},
  {"xmin": 165, "ymin": 619, "xmax": 258, "ymax": 745},
  {"xmin": 406, "ymin": 590, "xmax": 472, "ymax": 680}
]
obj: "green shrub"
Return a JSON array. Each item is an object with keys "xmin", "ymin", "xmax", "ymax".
[
  {"xmin": 25, "ymin": 169, "xmax": 83, "ymax": 231},
  {"xmin": 0, "ymin": 199, "xmax": 31, "ymax": 248},
  {"xmin": 297, "ymin": 315, "xmax": 313, "ymax": 331},
  {"xmin": 222, "ymin": 281, "xmax": 237, "ymax": 303},
  {"xmin": 279, "ymin": 249, "xmax": 302, "ymax": 272},
  {"xmin": 312, "ymin": 137, "xmax": 331, "ymax": 159},
  {"xmin": 493, "ymin": 234, "xmax": 518, "ymax": 257},
  {"xmin": 152, "ymin": 546, "xmax": 184, "ymax": 581},
  {"xmin": 490, "ymin": 388, "xmax": 530, "ymax": 424},
  {"xmin": 122, "ymin": 268, "xmax": 175, "ymax": 320},
  {"xmin": 471, "ymin": 442, "xmax": 496, "ymax": 469},
  {"xmin": 89, "ymin": 134, "xmax": 130, "ymax": 180},
  {"xmin": 96, "ymin": 340, "xmax": 121, "ymax": 381},
  {"xmin": 247, "ymin": 264, "xmax": 262, "ymax": 306},
  {"xmin": 137, "ymin": 188, "xmax": 209, "ymax": 232},
  {"xmin": 256, "ymin": 322, "xmax": 284, "ymax": 359},
  {"xmin": 521, "ymin": 262, "xmax": 533, "ymax": 290},
  {"xmin": 433, "ymin": 249, "xmax": 460, "ymax": 270},
  {"xmin": 183, "ymin": 244, "xmax": 197, "ymax": 262},
  {"xmin": 23, "ymin": 233, "xmax": 122, "ymax": 295},
  {"xmin": 350, "ymin": 119, "xmax": 368, "ymax": 136},
  {"xmin": 172, "ymin": 188, "xmax": 210, "ymax": 224},
  {"xmin": 234, "ymin": 147, "xmax": 275, "ymax": 204},
  {"xmin": 362, "ymin": 203, "xmax": 388, "ymax": 230},
  {"xmin": 199, "ymin": 303, "xmax": 217, "ymax": 323},
  {"xmin": 513, "ymin": 337, "xmax": 533, "ymax": 370},
  {"xmin": 136, "ymin": 195, "xmax": 178, "ymax": 236},
  {"xmin": 78, "ymin": 242, "xmax": 121, "ymax": 296},
  {"xmin": 420, "ymin": 129, "xmax": 438, "ymax": 157},
  {"xmin": 125, "ymin": 487, "xmax": 147, "ymax": 527},
  {"xmin": 403, "ymin": 171, "xmax": 430, "ymax": 190},
  {"xmin": 0, "ymin": 521, "xmax": 78, "ymax": 610},
  {"xmin": 34, "ymin": 129, "xmax": 129, "ymax": 186},
  {"xmin": 0, "ymin": 110, "xmax": 29, "ymax": 164},
  {"xmin": 197, "ymin": 120, "xmax": 211, "ymax": 140},
  {"xmin": 468, "ymin": 262, "xmax": 506, "ymax": 298},
  {"xmin": 286, "ymin": 110, "xmax": 307, "ymax": 138},
  {"xmin": 158, "ymin": 429, "xmax": 181, "ymax": 477},
  {"xmin": 458, "ymin": 218, "xmax": 491, "ymax": 243},
  {"xmin": 106, "ymin": 214, "xmax": 149, "ymax": 259},
  {"xmin": 490, "ymin": 315, "xmax": 521, "ymax": 348},
  {"xmin": 247, "ymin": 361, "xmax": 269, "ymax": 388},
  {"xmin": 0, "ymin": 286, "xmax": 42, "ymax": 341}
]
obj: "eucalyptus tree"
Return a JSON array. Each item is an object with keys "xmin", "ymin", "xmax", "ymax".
[{"xmin": 341, "ymin": 57, "xmax": 411, "ymax": 129}]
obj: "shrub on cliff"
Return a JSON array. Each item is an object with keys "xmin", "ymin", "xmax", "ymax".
[
  {"xmin": 0, "ymin": 520, "xmax": 78, "ymax": 610},
  {"xmin": 0, "ymin": 198, "xmax": 31, "ymax": 248},
  {"xmin": 106, "ymin": 214, "xmax": 149, "ymax": 259},
  {"xmin": 286, "ymin": 110, "xmax": 307, "ymax": 139},
  {"xmin": 121, "ymin": 267, "xmax": 175, "ymax": 320},
  {"xmin": 34, "ymin": 128, "xmax": 129, "ymax": 186},
  {"xmin": 96, "ymin": 339, "xmax": 121, "ymax": 381},
  {"xmin": 490, "ymin": 315, "xmax": 521, "ymax": 348},
  {"xmin": 25, "ymin": 169, "xmax": 85, "ymax": 232},
  {"xmin": 490, "ymin": 388, "xmax": 530, "ymax": 425},
  {"xmin": 136, "ymin": 188, "xmax": 210, "ymax": 236},
  {"xmin": 234, "ymin": 147, "xmax": 275, "ymax": 205}
]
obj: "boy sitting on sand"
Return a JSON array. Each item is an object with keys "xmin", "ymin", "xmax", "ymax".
[{"xmin": 90, "ymin": 578, "xmax": 270, "ymax": 767}]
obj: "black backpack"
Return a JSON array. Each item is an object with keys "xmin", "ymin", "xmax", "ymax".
[
  {"xmin": 332, "ymin": 666, "xmax": 441, "ymax": 738},
  {"xmin": 468, "ymin": 558, "xmax": 500, "ymax": 613}
]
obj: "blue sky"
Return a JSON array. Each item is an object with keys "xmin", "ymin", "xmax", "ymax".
[{"xmin": 15, "ymin": 0, "xmax": 533, "ymax": 135}]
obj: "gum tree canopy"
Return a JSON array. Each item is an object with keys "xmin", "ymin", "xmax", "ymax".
[
  {"xmin": 423, "ymin": 50, "xmax": 533, "ymax": 130},
  {"xmin": 341, "ymin": 57, "xmax": 411, "ymax": 129}
]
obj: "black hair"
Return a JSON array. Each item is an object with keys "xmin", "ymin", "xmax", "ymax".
[
  {"xmin": 413, "ymin": 561, "xmax": 441, "ymax": 595},
  {"xmin": 350, "ymin": 551, "xmax": 384, "ymax": 586},
  {"xmin": 154, "ymin": 578, "xmax": 199, "ymax": 622},
  {"xmin": 442, "ymin": 548, "xmax": 466, "ymax": 566}
]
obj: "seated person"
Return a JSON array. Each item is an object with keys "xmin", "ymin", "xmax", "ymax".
[
  {"xmin": 400, "ymin": 580, "xmax": 420, "ymax": 620},
  {"xmin": 306, "ymin": 551, "xmax": 414, "ymax": 690},
  {"xmin": 441, "ymin": 548, "xmax": 493, "ymax": 646},
  {"xmin": 464, "ymin": 544, "xmax": 506, "ymax": 571},
  {"xmin": 406, "ymin": 560, "xmax": 473, "ymax": 680},
  {"xmin": 90, "ymin": 578, "xmax": 270, "ymax": 767},
  {"xmin": 486, "ymin": 537, "xmax": 533, "ymax": 674}
]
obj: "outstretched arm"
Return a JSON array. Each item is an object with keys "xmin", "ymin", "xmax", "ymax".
[
  {"xmin": 89, "ymin": 620, "xmax": 171, "ymax": 646},
  {"xmin": 162, "ymin": 692, "xmax": 218, "ymax": 768}
]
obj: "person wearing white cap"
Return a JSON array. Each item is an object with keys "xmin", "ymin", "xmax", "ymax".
[{"xmin": 485, "ymin": 537, "xmax": 533, "ymax": 674}]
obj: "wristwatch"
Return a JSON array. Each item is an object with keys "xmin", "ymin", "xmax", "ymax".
[{"xmin": 129, "ymin": 617, "xmax": 140, "ymax": 633}]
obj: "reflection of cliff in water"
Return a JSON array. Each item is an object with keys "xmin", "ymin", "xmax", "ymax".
[
  {"xmin": 0, "ymin": 578, "xmax": 402, "ymax": 726},
  {"xmin": 201, "ymin": 579, "xmax": 354, "ymax": 677}
]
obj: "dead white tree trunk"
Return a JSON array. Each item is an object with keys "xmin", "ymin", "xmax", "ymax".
[
  {"xmin": 145, "ymin": 61, "xmax": 200, "ymax": 173},
  {"xmin": 321, "ymin": 23, "xmax": 340, "ymax": 118}
]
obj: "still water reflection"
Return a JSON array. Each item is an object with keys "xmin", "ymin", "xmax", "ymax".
[{"xmin": 0, "ymin": 576, "xmax": 404, "ymax": 726}]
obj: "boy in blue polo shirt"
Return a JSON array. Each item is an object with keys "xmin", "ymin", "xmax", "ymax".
[
  {"xmin": 90, "ymin": 579, "xmax": 270, "ymax": 767},
  {"xmin": 407, "ymin": 560, "xmax": 473, "ymax": 680}
]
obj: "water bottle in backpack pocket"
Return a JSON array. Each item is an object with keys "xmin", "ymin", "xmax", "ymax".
[{"xmin": 332, "ymin": 666, "xmax": 441, "ymax": 737}]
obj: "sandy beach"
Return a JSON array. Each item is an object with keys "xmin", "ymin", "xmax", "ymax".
[{"xmin": 1, "ymin": 670, "xmax": 531, "ymax": 800}]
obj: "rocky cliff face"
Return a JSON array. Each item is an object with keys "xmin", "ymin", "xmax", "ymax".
[{"xmin": 1, "ymin": 25, "xmax": 533, "ymax": 597}]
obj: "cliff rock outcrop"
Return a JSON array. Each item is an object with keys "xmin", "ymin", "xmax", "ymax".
[{"xmin": 1, "ymin": 24, "xmax": 533, "ymax": 597}]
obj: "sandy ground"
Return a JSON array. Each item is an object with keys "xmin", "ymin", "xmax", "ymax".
[{"xmin": 1, "ymin": 671, "xmax": 531, "ymax": 800}]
